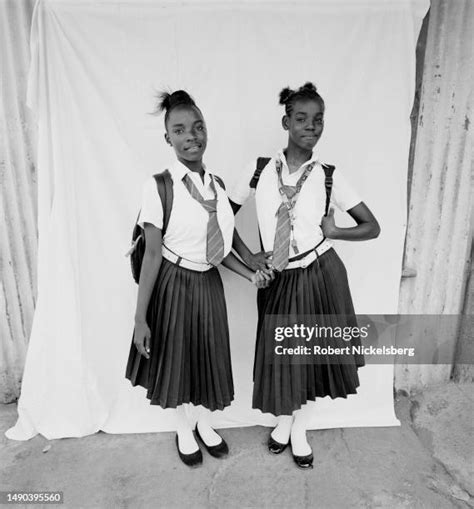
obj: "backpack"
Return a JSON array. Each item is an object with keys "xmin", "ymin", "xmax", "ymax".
[
  {"xmin": 128, "ymin": 170, "xmax": 173, "ymax": 284},
  {"xmin": 250, "ymin": 157, "xmax": 335, "ymax": 216},
  {"xmin": 128, "ymin": 170, "xmax": 226, "ymax": 283}
]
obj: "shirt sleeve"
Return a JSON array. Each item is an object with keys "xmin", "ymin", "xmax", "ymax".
[
  {"xmin": 137, "ymin": 177, "xmax": 163, "ymax": 229},
  {"xmin": 330, "ymin": 169, "xmax": 363, "ymax": 212},
  {"xmin": 228, "ymin": 160, "xmax": 257, "ymax": 206}
]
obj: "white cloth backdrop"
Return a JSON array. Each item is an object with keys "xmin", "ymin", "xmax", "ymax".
[{"xmin": 7, "ymin": 0, "xmax": 428, "ymax": 440}]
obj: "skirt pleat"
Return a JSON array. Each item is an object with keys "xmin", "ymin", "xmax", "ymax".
[
  {"xmin": 126, "ymin": 259, "xmax": 234, "ymax": 411},
  {"xmin": 253, "ymin": 248, "xmax": 364, "ymax": 416}
]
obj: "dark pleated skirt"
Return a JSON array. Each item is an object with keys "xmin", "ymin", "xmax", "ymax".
[
  {"xmin": 253, "ymin": 248, "xmax": 364, "ymax": 416},
  {"xmin": 126, "ymin": 259, "xmax": 234, "ymax": 411}
]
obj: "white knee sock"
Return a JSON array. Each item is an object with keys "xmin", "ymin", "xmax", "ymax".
[
  {"xmin": 175, "ymin": 405, "xmax": 199, "ymax": 454},
  {"xmin": 270, "ymin": 415, "xmax": 293, "ymax": 444},
  {"xmin": 196, "ymin": 408, "xmax": 221, "ymax": 446},
  {"xmin": 291, "ymin": 408, "xmax": 312, "ymax": 456}
]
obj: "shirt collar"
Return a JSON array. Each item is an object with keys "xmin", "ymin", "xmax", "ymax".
[
  {"xmin": 276, "ymin": 149, "xmax": 319, "ymax": 173},
  {"xmin": 170, "ymin": 159, "xmax": 211, "ymax": 184}
]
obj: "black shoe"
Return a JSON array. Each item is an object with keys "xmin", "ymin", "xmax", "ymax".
[
  {"xmin": 268, "ymin": 434, "xmax": 289, "ymax": 454},
  {"xmin": 292, "ymin": 451, "xmax": 314, "ymax": 469},
  {"xmin": 175, "ymin": 434, "xmax": 203, "ymax": 467},
  {"xmin": 290, "ymin": 440, "xmax": 314, "ymax": 469},
  {"xmin": 195, "ymin": 426, "xmax": 229, "ymax": 458}
]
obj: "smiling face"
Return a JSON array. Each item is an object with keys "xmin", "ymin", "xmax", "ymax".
[
  {"xmin": 164, "ymin": 105, "xmax": 207, "ymax": 164},
  {"xmin": 283, "ymin": 99, "xmax": 324, "ymax": 152}
]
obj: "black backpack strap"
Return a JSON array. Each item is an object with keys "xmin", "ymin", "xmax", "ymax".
[
  {"xmin": 321, "ymin": 163, "xmax": 335, "ymax": 217},
  {"xmin": 152, "ymin": 170, "xmax": 173, "ymax": 235},
  {"xmin": 250, "ymin": 157, "xmax": 270, "ymax": 251},
  {"xmin": 212, "ymin": 174, "xmax": 226, "ymax": 190},
  {"xmin": 249, "ymin": 157, "xmax": 271, "ymax": 189}
]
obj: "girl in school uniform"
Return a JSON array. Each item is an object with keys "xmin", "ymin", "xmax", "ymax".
[
  {"xmin": 230, "ymin": 82, "xmax": 381, "ymax": 469},
  {"xmin": 126, "ymin": 90, "xmax": 268, "ymax": 467}
]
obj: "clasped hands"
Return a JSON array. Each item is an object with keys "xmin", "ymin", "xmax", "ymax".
[{"xmin": 247, "ymin": 251, "xmax": 275, "ymax": 289}]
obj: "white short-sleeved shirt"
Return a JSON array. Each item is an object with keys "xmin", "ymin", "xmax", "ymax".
[
  {"xmin": 229, "ymin": 150, "xmax": 362, "ymax": 257},
  {"xmin": 138, "ymin": 159, "xmax": 234, "ymax": 264}
]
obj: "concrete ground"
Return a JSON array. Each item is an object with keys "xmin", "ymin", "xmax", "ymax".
[{"xmin": 1, "ymin": 382, "xmax": 473, "ymax": 509}]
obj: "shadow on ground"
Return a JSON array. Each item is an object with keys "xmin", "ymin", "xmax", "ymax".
[{"xmin": 1, "ymin": 382, "xmax": 473, "ymax": 509}]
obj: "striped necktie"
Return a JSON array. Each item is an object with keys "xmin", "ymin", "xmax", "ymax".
[
  {"xmin": 272, "ymin": 160, "xmax": 315, "ymax": 271},
  {"xmin": 182, "ymin": 174, "xmax": 225, "ymax": 266},
  {"xmin": 272, "ymin": 202, "xmax": 292, "ymax": 271}
]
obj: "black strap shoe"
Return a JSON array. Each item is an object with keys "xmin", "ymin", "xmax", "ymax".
[
  {"xmin": 290, "ymin": 438, "xmax": 314, "ymax": 469},
  {"xmin": 292, "ymin": 451, "xmax": 314, "ymax": 469},
  {"xmin": 175, "ymin": 434, "xmax": 203, "ymax": 467},
  {"xmin": 195, "ymin": 426, "xmax": 229, "ymax": 458},
  {"xmin": 268, "ymin": 434, "xmax": 289, "ymax": 454}
]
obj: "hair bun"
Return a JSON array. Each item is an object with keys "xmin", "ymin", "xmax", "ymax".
[
  {"xmin": 157, "ymin": 89, "xmax": 195, "ymax": 113},
  {"xmin": 169, "ymin": 90, "xmax": 194, "ymax": 108},
  {"xmin": 279, "ymin": 87, "xmax": 294, "ymax": 105},
  {"xmin": 300, "ymin": 82, "xmax": 318, "ymax": 93}
]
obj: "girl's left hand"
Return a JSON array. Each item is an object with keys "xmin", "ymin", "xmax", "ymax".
[
  {"xmin": 320, "ymin": 208, "xmax": 338, "ymax": 239},
  {"xmin": 251, "ymin": 269, "xmax": 273, "ymax": 288}
]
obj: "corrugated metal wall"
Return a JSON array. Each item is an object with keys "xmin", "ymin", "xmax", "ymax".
[
  {"xmin": 0, "ymin": 0, "xmax": 37, "ymax": 403},
  {"xmin": 0, "ymin": 0, "xmax": 472, "ymax": 401},
  {"xmin": 396, "ymin": 0, "xmax": 473, "ymax": 391},
  {"xmin": 453, "ymin": 242, "xmax": 474, "ymax": 382}
]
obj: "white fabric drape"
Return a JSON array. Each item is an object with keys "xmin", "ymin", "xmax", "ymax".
[{"xmin": 7, "ymin": 0, "xmax": 428, "ymax": 440}]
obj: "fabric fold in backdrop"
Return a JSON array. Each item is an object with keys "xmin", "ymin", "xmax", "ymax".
[{"xmin": 7, "ymin": 0, "xmax": 429, "ymax": 440}]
